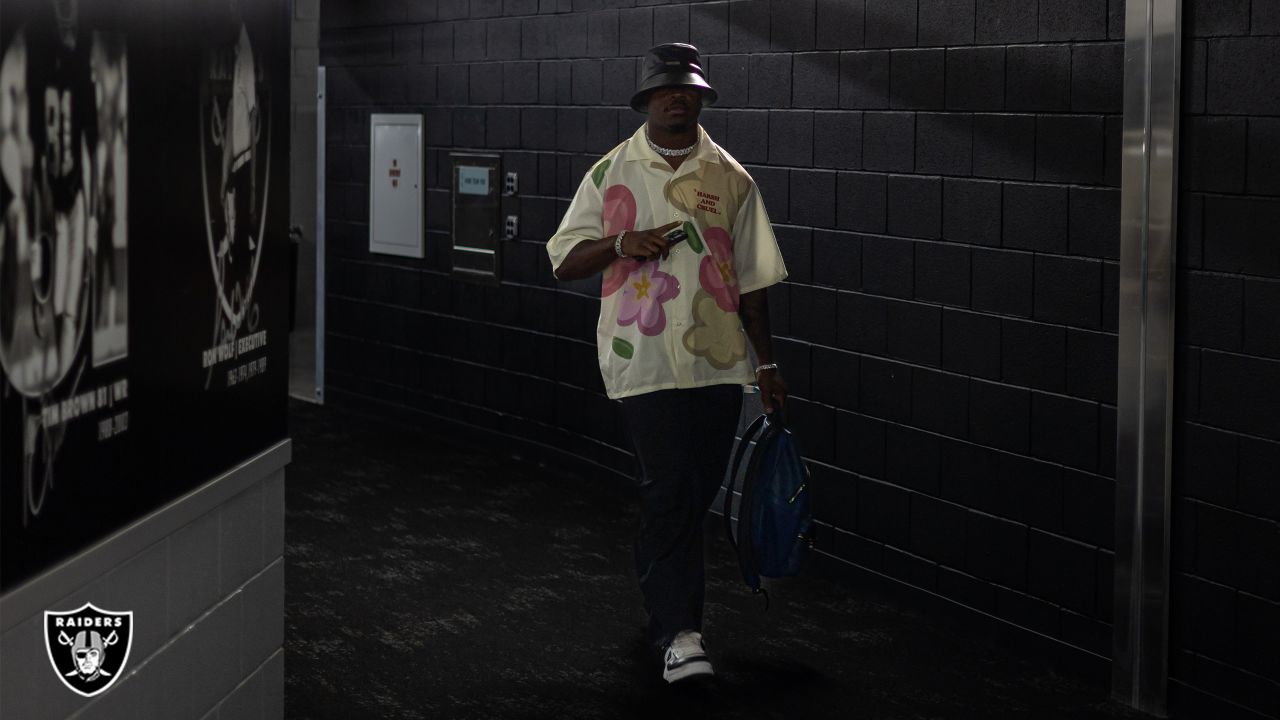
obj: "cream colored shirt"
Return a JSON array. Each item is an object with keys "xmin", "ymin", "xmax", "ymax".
[{"xmin": 546, "ymin": 123, "xmax": 788, "ymax": 401}]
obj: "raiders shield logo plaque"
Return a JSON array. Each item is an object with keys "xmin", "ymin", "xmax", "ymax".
[{"xmin": 43, "ymin": 603, "xmax": 134, "ymax": 697}]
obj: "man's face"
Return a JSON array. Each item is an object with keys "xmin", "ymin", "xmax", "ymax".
[
  {"xmin": 646, "ymin": 85, "xmax": 703, "ymax": 132},
  {"xmin": 75, "ymin": 647, "xmax": 101, "ymax": 675}
]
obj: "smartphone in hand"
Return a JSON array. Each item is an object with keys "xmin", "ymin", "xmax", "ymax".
[{"xmin": 632, "ymin": 228, "xmax": 688, "ymax": 261}]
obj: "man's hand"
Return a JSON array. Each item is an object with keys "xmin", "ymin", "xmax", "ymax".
[
  {"xmin": 758, "ymin": 368, "xmax": 788, "ymax": 419},
  {"xmin": 620, "ymin": 221, "xmax": 682, "ymax": 261}
]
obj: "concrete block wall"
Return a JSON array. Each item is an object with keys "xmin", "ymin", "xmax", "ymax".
[
  {"xmin": 318, "ymin": 1, "xmax": 1276, "ymax": 716},
  {"xmin": 1170, "ymin": 1, "xmax": 1280, "ymax": 717},
  {"xmin": 0, "ymin": 468, "xmax": 286, "ymax": 720}
]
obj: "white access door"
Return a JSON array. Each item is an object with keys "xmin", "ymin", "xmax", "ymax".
[{"xmin": 369, "ymin": 113, "xmax": 424, "ymax": 259}]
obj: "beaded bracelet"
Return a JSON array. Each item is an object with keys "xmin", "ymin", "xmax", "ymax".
[
  {"xmin": 614, "ymin": 230, "xmax": 627, "ymax": 257},
  {"xmin": 755, "ymin": 363, "xmax": 778, "ymax": 376}
]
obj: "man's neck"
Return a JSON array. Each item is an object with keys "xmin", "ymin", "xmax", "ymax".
[
  {"xmin": 646, "ymin": 121, "xmax": 699, "ymax": 171},
  {"xmin": 647, "ymin": 121, "xmax": 698, "ymax": 149}
]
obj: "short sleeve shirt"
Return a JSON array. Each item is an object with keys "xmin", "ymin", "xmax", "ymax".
[{"xmin": 546, "ymin": 123, "xmax": 788, "ymax": 401}]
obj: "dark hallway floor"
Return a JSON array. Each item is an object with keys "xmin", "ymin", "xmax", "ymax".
[{"xmin": 283, "ymin": 398, "xmax": 1146, "ymax": 720}]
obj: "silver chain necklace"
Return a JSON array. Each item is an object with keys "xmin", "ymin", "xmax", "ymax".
[{"xmin": 646, "ymin": 132, "xmax": 698, "ymax": 157}]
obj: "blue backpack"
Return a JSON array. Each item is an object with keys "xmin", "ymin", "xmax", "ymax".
[{"xmin": 722, "ymin": 412, "xmax": 817, "ymax": 609}]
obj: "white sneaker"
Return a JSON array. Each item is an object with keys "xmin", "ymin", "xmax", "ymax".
[{"xmin": 662, "ymin": 629, "xmax": 714, "ymax": 683}]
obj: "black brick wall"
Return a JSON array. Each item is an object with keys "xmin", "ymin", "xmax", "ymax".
[
  {"xmin": 1171, "ymin": 2, "xmax": 1280, "ymax": 718},
  {"xmin": 319, "ymin": 2, "xmax": 1277, "ymax": 716}
]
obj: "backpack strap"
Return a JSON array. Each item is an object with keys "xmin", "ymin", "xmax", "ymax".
[
  {"xmin": 737, "ymin": 417, "xmax": 783, "ymax": 607},
  {"xmin": 730, "ymin": 416, "xmax": 784, "ymax": 610},
  {"xmin": 723, "ymin": 413, "xmax": 769, "ymax": 553}
]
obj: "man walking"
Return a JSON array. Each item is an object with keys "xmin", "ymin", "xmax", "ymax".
[{"xmin": 546, "ymin": 43, "xmax": 789, "ymax": 684}]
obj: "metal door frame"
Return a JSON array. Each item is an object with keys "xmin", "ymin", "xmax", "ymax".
[{"xmin": 315, "ymin": 65, "xmax": 326, "ymax": 403}]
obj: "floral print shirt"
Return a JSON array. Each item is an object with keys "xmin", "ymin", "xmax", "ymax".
[{"xmin": 546, "ymin": 123, "xmax": 788, "ymax": 401}]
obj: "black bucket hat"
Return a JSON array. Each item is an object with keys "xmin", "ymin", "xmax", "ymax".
[{"xmin": 629, "ymin": 42, "xmax": 718, "ymax": 113}]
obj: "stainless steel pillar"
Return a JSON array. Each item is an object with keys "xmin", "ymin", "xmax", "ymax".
[
  {"xmin": 1113, "ymin": 0, "xmax": 1182, "ymax": 715},
  {"xmin": 315, "ymin": 65, "xmax": 327, "ymax": 404},
  {"xmin": 289, "ymin": 6, "xmax": 323, "ymax": 404}
]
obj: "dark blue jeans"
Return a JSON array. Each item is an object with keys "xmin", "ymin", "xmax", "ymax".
[{"xmin": 619, "ymin": 383, "xmax": 743, "ymax": 657}]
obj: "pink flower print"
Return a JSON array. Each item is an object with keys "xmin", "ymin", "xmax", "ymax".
[
  {"xmin": 618, "ymin": 262, "xmax": 680, "ymax": 336},
  {"xmin": 601, "ymin": 184, "xmax": 640, "ymax": 297},
  {"xmin": 602, "ymin": 257, "xmax": 641, "ymax": 297},
  {"xmin": 603, "ymin": 184, "xmax": 636, "ymax": 236},
  {"xmin": 698, "ymin": 227, "xmax": 739, "ymax": 312}
]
